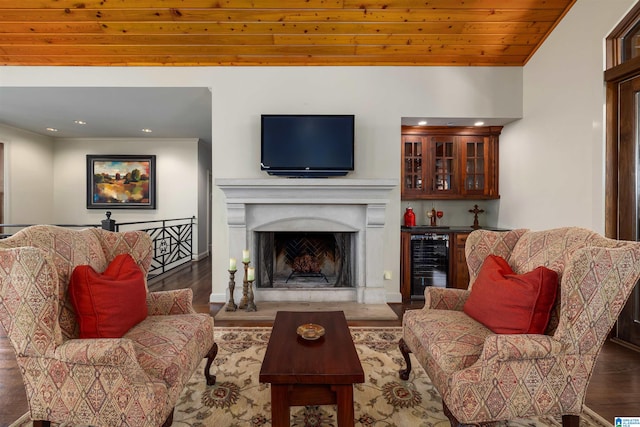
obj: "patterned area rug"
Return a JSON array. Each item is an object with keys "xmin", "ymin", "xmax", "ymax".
[{"xmin": 12, "ymin": 327, "xmax": 611, "ymax": 427}]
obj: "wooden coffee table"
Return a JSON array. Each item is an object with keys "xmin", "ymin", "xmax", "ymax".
[{"xmin": 259, "ymin": 311, "xmax": 365, "ymax": 427}]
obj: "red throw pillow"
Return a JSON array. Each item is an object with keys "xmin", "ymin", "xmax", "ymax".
[
  {"xmin": 69, "ymin": 253, "xmax": 148, "ymax": 339},
  {"xmin": 463, "ymin": 255, "xmax": 558, "ymax": 334}
]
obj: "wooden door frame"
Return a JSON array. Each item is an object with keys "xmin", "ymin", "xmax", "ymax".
[
  {"xmin": 605, "ymin": 1, "xmax": 640, "ymax": 238},
  {"xmin": 605, "ymin": 56, "xmax": 640, "ymax": 348},
  {"xmin": 604, "ymin": 0, "xmax": 640, "ymax": 350},
  {"xmin": 604, "ymin": 58, "xmax": 640, "ymax": 238}
]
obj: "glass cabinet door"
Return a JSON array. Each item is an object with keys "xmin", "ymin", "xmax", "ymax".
[
  {"xmin": 403, "ymin": 136, "xmax": 423, "ymax": 191},
  {"xmin": 429, "ymin": 136, "xmax": 456, "ymax": 194},
  {"xmin": 463, "ymin": 137, "xmax": 486, "ymax": 192}
]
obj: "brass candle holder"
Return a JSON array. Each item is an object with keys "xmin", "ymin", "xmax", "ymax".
[
  {"xmin": 225, "ymin": 269, "xmax": 237, "ymax": 311},
  {"xmin": 246, "ymin": 278, "xmax": 257, "ymax": 312},
  {"xmin": 238, "ymin": 261, "xmax": 250, "ymax": 310}
]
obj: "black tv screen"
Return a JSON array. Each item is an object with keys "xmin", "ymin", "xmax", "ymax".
[{"xmin": 260, "ymin": 114, "xmax": 354, "ymax": 177}]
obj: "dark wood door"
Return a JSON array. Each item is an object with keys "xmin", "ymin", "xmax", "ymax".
[
  {"xmin": 450, "ymin": 232, "xmax": 470, "ymax": 290},
  {"xmin": 616, "ymin": 76, "xmax": 640, "ymax": 347},
  {"xmin": 400, "ymin": 231, "xmax": 411, "ymax": 301}
]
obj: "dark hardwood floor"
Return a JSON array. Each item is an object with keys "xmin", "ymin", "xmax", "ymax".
[{"xmin": 1, "ymin": 257, "xmax": 639, "ymax": 426}]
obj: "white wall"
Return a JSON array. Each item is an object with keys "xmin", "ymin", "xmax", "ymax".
[
  {"xmin": 52, "ymin": 137, "xmax": 202, "ymax": 250},
  {"xmin": 0, "ymin": 124, "xmax": 54, "ymax": 224},
  {"xmin": 198, "ymin": 139, "xmax": 212, "ymax": 259},
  {"xmin": 499, "ymin": 0, "xmax": 636, "ymax": 233},
  {"xmin": 207, "ymin": 66, "xmax": 522, "ymax": 302},
  {"xmin": 0, "ymin": 66, "xmax": 523, "ymax": 302},
  {"xmin": 0, "ymin": 124, "xmax": 209, "ymax": 258}
]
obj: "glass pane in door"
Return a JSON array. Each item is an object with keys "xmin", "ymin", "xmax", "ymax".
[
  {"xmin": 465, "ymin": 140, "xmax": 484, "ymax": 191},
  {"xmin": 434, "ymin": 141, "xmax": 454, "ymax": 191},
  {"xmin": 404, "ymin": 139, "xmax": 422, "ymax": 190}
]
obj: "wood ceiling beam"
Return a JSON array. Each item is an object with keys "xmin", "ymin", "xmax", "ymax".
[
  {"xmin": 0, "ymin": 33, "xmax": 541, "ymax": 46},
  {"xmin": 0, "ymin": 54, "xmax": 528, "ymax": 66},
  {"xmin": 0, "ymin": 0, "xmax": 574, "ymax": 9},
  {"xmin": 0, "ymin": 43, "xmax": 532, "ymax": 56},
  {"xmin": 0, "ymin": 21, "xmax": 554, "ymax": 35},
  {"xmin": 0, "ymin": 8, "xmax": 565, "ymax": 23}
]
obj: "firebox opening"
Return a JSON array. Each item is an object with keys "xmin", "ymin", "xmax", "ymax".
[{"xmin": 256, "ymin": 231, "xmax": 354, "ymax": 288}]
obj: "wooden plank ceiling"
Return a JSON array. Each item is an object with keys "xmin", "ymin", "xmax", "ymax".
[{"xmin": 0, "ymin": 0, "xmax": 576, "ymax": 66}]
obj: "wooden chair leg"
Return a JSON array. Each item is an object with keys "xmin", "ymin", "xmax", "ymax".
[
  {"xmin": 442, "ymin": 404, "xmax": 580, "ymax": 427},
  {"xmin": 443, "ymin": 402, "xmax": 462, "ymax": 427},
  {"xmin": 398, "ymin": 338, "xmax": 412, "ymax": 380},
  {"xmin": 161, "ymin": 408, "xmax": 174, "ymax": 427},
  {"xmin": 204, "ymin": 342, "xmax": 218, "ymax": 385},
  {"xmin": 33, "ymin": 410, "xmax": 179, "ymax": 427},
  {"xmin": 562, "ymin": 415, "xmax": 580, "ymax": 427},
  {"xmin": 443, "ymin": 403, "xmax": 494, "ymax": 427}
]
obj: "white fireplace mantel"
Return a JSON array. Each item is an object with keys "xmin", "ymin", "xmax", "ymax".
[
  {"xmin": 216, "ymin": 178, "xmax": 397, "ymax": 204},
  {"xmin": 216, "ymin": 178, "xmax": 397, "ymax": 304}
]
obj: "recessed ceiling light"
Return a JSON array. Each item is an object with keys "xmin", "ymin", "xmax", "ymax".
[
  {"xmin": 474, "ymin": 121, "xmax": 485, "ymax": 126},
  {"xmin": 418, "ymin": 120, "xmax": 427, "ymax": 126},
  {"xmin": 74, "ymin": 120, "xmax": 87, "ymax": 125},
  {"xmin": 141, "ymin": 128, "xmax": 153, "ymax": 133},
  {"xmin": 46, "ymin": 127, "xmax": 58, "ymax": 132}
]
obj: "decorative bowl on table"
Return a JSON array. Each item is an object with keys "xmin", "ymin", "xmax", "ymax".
[{"xmin": 297, "ymin": 323, "xmax": 325, "ymax": 341}]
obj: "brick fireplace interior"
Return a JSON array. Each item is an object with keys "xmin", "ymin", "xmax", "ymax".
[{"xmin": 256, "ymin": 231, "xmax": 355, "ymax": 289}]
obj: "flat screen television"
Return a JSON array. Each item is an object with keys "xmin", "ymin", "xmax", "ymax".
[{"xmin": 260, "ymin": 114, "xmax": 355, "ymax": 177}]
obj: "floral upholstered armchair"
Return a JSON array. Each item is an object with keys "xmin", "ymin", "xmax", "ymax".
[
  {"xmin": 399, "ymin": 227, "xmax": 640, "ymax": 427},
  {"xmin": 0, "ymin": 225, "xmax": 218, "ymax": 427}
]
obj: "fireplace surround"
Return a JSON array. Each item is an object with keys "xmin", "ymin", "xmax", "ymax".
[{"xmin": 216, "ymin": 179, "xmax": 396, "ymax": 303}]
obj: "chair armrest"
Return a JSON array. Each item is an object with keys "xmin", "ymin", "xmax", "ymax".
[
  {"xmin": 54, "ymin": 338, "xmax": 139, "ymax": 366},
  {"xmin": 449, "ymin": 334, "xmax": 577, "ymax": 423},
  {"xmin": 0, "ymin": 247, "xmax": 63, "ymax": 357},
  {"xmin": 424, "ymin": 287, "xmax": 470, "ymax": 310},
  {"xmin": 480, "ymin": 333, "xmax": 565, "ymax": 363},
  {"xmin": 47, "ymin": 338, "xmax": 167, "ymax": 424},
  {"xmin": 146, "ymin": 289, "xmax": 196, "ymax": 315}
]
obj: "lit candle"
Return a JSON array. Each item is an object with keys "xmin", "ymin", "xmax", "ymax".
[
  {"xmin": 247, "ymin": 267, "xmax": 255, "ymax": 281},
  {"xmin": 229, "ymin": 258, "xmax": 237, "ymax": 271},
  {"xmin": 242, "ymin": 249, "xmax": 250, "ymax": 263}
]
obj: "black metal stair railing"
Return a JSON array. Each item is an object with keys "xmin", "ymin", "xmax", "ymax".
[
  {"xmin": 0, "ymin": 212, "xmax": 196, "ymax": 279},
  {"xmin": 110, "ymin": 215, "xmax": 195, "ymax": 279}
]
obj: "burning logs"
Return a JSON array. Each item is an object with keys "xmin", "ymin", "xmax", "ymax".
[{"xmin": 292, "ymin": 254, "xmax": 321, "ymax": 273}]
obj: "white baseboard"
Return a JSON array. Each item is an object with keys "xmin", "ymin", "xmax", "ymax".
[
  {"xmin": 193, "ymin": 251, "xmax": 210, "ymax": 261},
  {"xmin": 385, "ymin": 291, "xmax": 403, "ymax": 303},
  {"xmin": 210, "ymin": 292, "xmax": 227, "ymax": 303}
]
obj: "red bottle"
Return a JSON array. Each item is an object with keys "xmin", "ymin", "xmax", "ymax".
[{"xmin": 404, "ymin": 207, "xmax": 416, "ymax": 227}]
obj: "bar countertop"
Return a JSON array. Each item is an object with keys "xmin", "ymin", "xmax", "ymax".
[{"xmin": 400, "ymin": 225, "xmax": 510, "ymax": 233}]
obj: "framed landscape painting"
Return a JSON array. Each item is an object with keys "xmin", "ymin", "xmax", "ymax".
[{"xmin": 86, "ymin": 155, "xmax": 156, "ymax": 209}]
